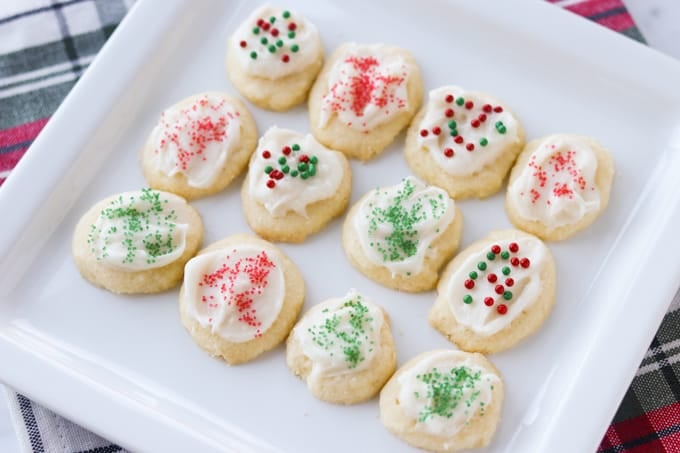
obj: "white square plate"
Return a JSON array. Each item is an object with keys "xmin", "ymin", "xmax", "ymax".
[{"xmin": 2, "ymin": 0, "xmax": 680, "ymax": 451}]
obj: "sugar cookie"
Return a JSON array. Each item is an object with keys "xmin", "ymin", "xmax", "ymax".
[
  {"xmin": 342, "ymin": 176, "xmax": 463, "ymax": 292},
  {"xmin": 241, "ymin": 126, "xmax": 351, "ymax": 243},
  {"xmin": 429, "ymin": 229, "xmax": 556, "ymax": 354},
  {"xmin": 308, "ymin": 43, "xmax": 423, "ymax": 160},
  {"xmin": 505, "ymin": 134, "xmax": 614, "ymax": 240},
  {"xmin": 405, "ymin": 85, "xmax": 525, "ymax": 199},
  {"xmin": 179, "ymin": 234, "xmax": 304, "ymax": 364},
  {"xmin": 226, "ymin": 5, "xmax": 323, "ymax": 111},
  {"xmin": 140, "ymin": 92, "xmax": 257, "ymax": 200},
  {"xmin": 286, "ymin": 289, "xmax": 396, "ymax": 404},
  {"xmin": 72, "ymin": 189, "xmax": 203, "ymax": 294},
  {"xmin": 380, "ymin": 349, "xmax": 503, "ymax": 452}
]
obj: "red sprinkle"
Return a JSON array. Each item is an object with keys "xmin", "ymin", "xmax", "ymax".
[
  {"xmin": 299, "ymin": 154, "xmax": 310, "ymax": 163},
  {"xmin": 257, "ymin": 19, "xmax": 265, "ymax": 26},
  {"xmin": 262, "ymin": 22, "xmax": 270, "ymax": 31},
  {"xmin": 274, "ymin": 171, "xmax": 284, "ymax": 180},
  {"xmin": 465, "ymin": 101, "xmax": 474, "ymax": 110},
  {"xmin": 520, "ymin": 258, "xmax": 531, "ymax": 268},
  {"xmin": 444, "ymin": 148, "xmax": 454, "ymax": 158},
  {"xmin": 420, "ymin": 129, "xmax": 429, "ymax": 137},
  {"xmin": 262, "ymin": 150, "xmax": 271, "ymax": 158},
  {"xmin": 445, "ymin": 108, "xmax": 454, "ymax": 118},
  {"xmin": 445, "ymin": 94, "xmax": 454, "ymax": 103},
  {"xmin": 282, "ymin": 146, "xmax": 291, "ymax": 155},
  {"xmin": 505, "ymin": 278, "xmax": 515, "ymax": 287},
  {"xmin": 509, "ymin": 242, "xmax": 519, "ymax": 253},
  {"xmin": 471, "ymin": 120, "xmax": 480, "ymax": 128},
  {"xmin": 479, "ymin": 113, "xmax": 487, "ymax": 122},
  {"xmin": 484, "ymin": 297, "xmax": 495, "ymax": 307},
  {"xmin": 464, "ymin": 279, "xmax": 475, "ymax": 289},
  {"xmin": 495, "ymin": 285, "xmax": 505, "ymax": 295},
  {"xmin": 432, "ymin": 126, "xmax": 441, "ymax": 135},
  {"xmin": 491, "ymin": 245, "xmax": 501, "ymax": 254},
  {"xmin": 271, "ymin": 28, "xmax": 279, "ymax": 37},
  {"xmin": 288, "ymin": 22, "xmax": 297, "ymax": 31},
  {"xmin": 466, "ymin": 143, "xmax": 475, "ymax": 151},
  {"xmin": 487, "ymin": 273, "xmax": 498, "ymax": 283},
  {"xmin": 494, "ymin": 106, "xmax": 503, "ymax": 113},
  {"xmin": 497, "ymin": 304, "xmax": 508, "ymax": 315},
  {"xmin": 266, "ymin": 180, "xmax": 276, "ymax": 189},
  {"xmin": 483, "ymin": 104, "xmax": 492, "ymax": 113},
  {"xmin": 239, "ymin": 40, "xmax": 247, "ymax": 48},
  {"xmin": 511, "ymin": 257, "xmax": 520, "ymax": 266},
  {"xmin": 282, "ymin": 54, "xmax": 290, "ymax": 63},
  {"xmin": 454, "ymin": 136, "xmax": 464, "ymax": 144}
]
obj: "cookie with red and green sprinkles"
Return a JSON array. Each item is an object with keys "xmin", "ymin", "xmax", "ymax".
[
  {"xmin": 342, "ymin": 176, "xmax": 463, "ymax": 292},
  {"xmin": 241, "ymin": 126, "xmax": 351, "ymax": 243},
  {"xmin": 72, "ymin": 189, "xmax": 204, "ymax": 294},
  {"xmin": 404, "ymin": 85, "xmax": 525, "ymax": 199},
  {"xmin": 429, "ymin": 229, "xmax": 556, "ymax": 354},
  {"xmin": 286, "ymin": 289, "xmax": 396, "ymax": 404},
  {"xmin": 308, "ymin": 43, "xmax": 423, "ymax": 161},
  {"xmin": 226, "ymin": 5, "xmax": 324, "ymax": 111},
  {"xmin": 179, "ymin": 233, "xmax": 304, "ymax": 365},
  {"xmin": 140, "ymin": 92, "xmax": 258, "ymax": 200},
  {"xmin": 380, "ymin": 349, "xmax": 504, "ymax": 452}
]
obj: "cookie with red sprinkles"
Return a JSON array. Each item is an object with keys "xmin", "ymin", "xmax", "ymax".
[
  {"xmin": 141, "ymin": 92, "xmax": 258, "ymax": 200},
  {"xmin": 429, "ymin": 229, "xmax": 556, "ymax": 354},
  {"xmin": 405, "ymin": 85, "xmax": 525, "ymax": 199},
  {"xmin": 226, "ymin": 5, "xmax": 324, "ymax": 111},
  {"xmin": 308, "ymin": 42, "xmax": 423, "ymax": 161},
  {"xmin": 179, "ymin": 233, "xmax": 305, "ymax": 364}
]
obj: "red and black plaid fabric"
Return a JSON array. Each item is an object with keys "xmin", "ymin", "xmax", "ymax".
[{"xmin": 1, "ymin": 1, "xmax": 677, "ymax": 453}]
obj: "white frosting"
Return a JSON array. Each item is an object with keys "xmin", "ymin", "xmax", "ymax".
[
  {"xmin": 230, "ymin": 5, "xmax": 321, "ymax": 79},
  {"xmin": 354, "ymin": 176, "xmax": 455, "ymax": 276},
  {"xmin": 398, "ymin": 351, "xmax": 499, "ymax": 436},
  {"xmin": 150, "ymin": 94, "xmax": 241, "ymax": 188},
  {"xmin": 294, "ymin": 290, "xmax": 383, "ymax": 384},
  {"xmin": 416, "ymin": 86, "xmax": 521, "ymax": 176},
  {"xmin": 508, "ymin": 135, "xmax": 601, "ymax": 228},
  {"xmin": 183, "ymin": 244, "xmax": 285, "ymax": 343},
  {"xmin": 443, "ymin": 234, "xmax": 548, "ymax": 336},
  {"xmin": 247, "ymin": 126, "xmax": 344, "ymax": 217},
  {"xmin": 88, "ymin": 189, "xmax": 188, "ymax": 271},
  {"xmin": 319, "ymin": 43, "xmax": 410, "ymax": 132}
]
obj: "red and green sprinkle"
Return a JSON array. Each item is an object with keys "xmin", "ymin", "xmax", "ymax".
[{"xmin": 240, "ymin": 9, "xmax": 300, "ymax": 64}]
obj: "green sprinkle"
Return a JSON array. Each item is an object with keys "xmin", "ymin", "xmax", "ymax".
[
  {"xmin": 310, "ymin": 156, "xmax": 318, "ymax": 164},
  {"xmin": 448, "ymin": 120, "xmax": 457, "ymax": 129},
  {"xmin": 469, "ymin": 271, "xmax": 478, "ymax": 280},
  {"xmin": 502, "ymin": 266, "xmax": 511, "ymax": 275},
  {"xmin": 264, "ymin": 165, "xmax": 273, "ymax": 174},
  {"xmin": 291, "ymin": 170, "xmax": 299, "ymax": 177},
  {"xmin": 503, "ymin": 291, "xmax": 513, "ymax": 300},
  {"xmin": 268, "ymin": 44, "xmax": 276, "ymax": 53},
  {"xmin": 486, "ymin": 252, "xmax": 496, "ymax": 260},
  {"xmin": 288, "ymin": 31, "xmax": 296, "ymax": 39},
  {"xmin": 269, "ymin": 16, "xmax": 276, "ymax": 24},
  {"xmin": 282, "ymin": 165, "xmax": 290, "ymax": 174},
  {"xmin": 309, "ymin": 164, "xmax": 316, "ymax": 176},
  {"xmin": 456, "ymin": 97, "xmax": 465, "ymax": 106},
  {"xmin": 477, "ymin": 262, "xmax": 487, "ymax": 271},
  {"xmin": 249, "ymin": 51, "xmax": 257, "ymax": 59},
  {"xmin": 501, "ymin": 251, "xmax": 510, "ymax": 259},
  {"xmin": 282, "ymin": 10, "xmax": 291, "ymax": 19},
  {"xmin": 260, "ymin": 37, "xmax": 268, "ymax": 45},
  {"xmin": 495, "ymin": 121, "xmax": 507, "ymax": 134},
  {"xmin": 450, "ymin": 129, "xmax": 458, "ymax": 137},
  {"xmin": 480, "ymin": 137, "xmax": 488, "ymax": 147},
  {"xmin": 298, "ymin": 162, "xmax": 308, "ymax": 171},
  {"xmin": 276, "ymin": 39, "xmax": 284, "ymax": 48},
  {"xmin": 463, "ymin": 295, "xmax": 473, "ymax": 304},
  {"xmin": 278, "ymin": 156, "xmax": 286, "ymax": 165},
  {"xmin": 291, "ymin": 44, "xmax": 299, "ymax": 52},
  {"xmin": 301, "ymin": 172, "xmax": 309, "ymax": 180},
  {"xmin": 416, "ymin": 365, "xmax": 485, "ymax": 423},
  {"xmin": 292, "ymin": 143, "xmax": 300, "ymax": 151},
  {"xmin": 252, "ymin": 27, "xmax": 260, "ymax": 34}
]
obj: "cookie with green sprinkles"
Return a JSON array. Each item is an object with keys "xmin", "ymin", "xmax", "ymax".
[
  {"xmin": 286, "ymin": 289, "xmax": 396, "ymax": 404},
  {"xmin": 72, "ymin": 189, "xmax": 204, "ymax": 294},
  {"xmin": 226, "ymin": 5, "xmax": 324, "ymax": 111},
  {"xmin": 342, "ymin": 176, "xmax": 463, "ymax": 292},
  {"xmin": 429, "ymin": 229, "xmax": 556, "ymax": 354},
  {"xmin": 241, "ymin": 126, "xmax": 352, "ymax": 243},
  {"xmin": 380, "ymin": 349, "xmax": 504, "ymax": 452},
  {"xmin": 404, "ymin": 85, "xmax": 525, "ymax": 199}
]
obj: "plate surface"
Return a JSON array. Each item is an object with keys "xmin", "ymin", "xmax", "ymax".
[{"xmin": 2, "ymin": 0, "xmax": 680, "ymax": 452}]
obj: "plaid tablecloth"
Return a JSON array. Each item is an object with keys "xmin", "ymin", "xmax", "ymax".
[{"xmin": 0, "ymin": 1, "xmax": 674, "ymax": 452}]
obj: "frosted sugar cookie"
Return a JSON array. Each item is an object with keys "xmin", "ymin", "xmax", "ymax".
[
  {"xmin": 286, "ymin": 289, "xmax": 396, "ymax": 404},
  {"xmin": 405, "ymin": 85, "xmax": 525, "ymax": 199},
  {"xmin": 308, "ymin": 43, "xmax": 423, "ymax": 160},
  {"xmin": 429, "ymin": 230, "xmax": 556, "ymax": 354},
  {"xmin": 241, "ymin": 126, "xmax": 351, "ymax": 243},
  {"xmin": 343, "ymin": 176, "xmax": 463, "ymax": 292},
  {"xmin": 72, "ymin": 189, "xmax": 203, "ymax": 294},
  {"xmin": 179, "ymin": 234, "xmax": 304, "ymax": 364},
  {"xmin": 140, "ymin": 92, "xmax": 258, "ymax": 200},
  {"xmin": 506, "ymin": 134, "xmax": 614, "ymax": 240},
  {"xmin": 380, "ymin": 349, "xmax": 503, "ymax": 452},
  {"xmin": 226, "ymin": 5, "xmax": 323, "ymax": 111}
]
